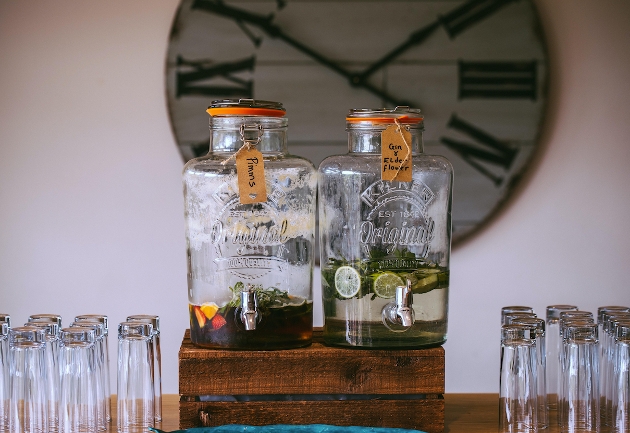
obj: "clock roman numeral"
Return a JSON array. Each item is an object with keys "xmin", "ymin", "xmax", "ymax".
[
  {"xmin": 459, "ymin": 61, "xmax": 537, "ymax": 100},
  {"xmin": 439, "ymin": 0, "xmax": 518, "ymax": 38},
  {"xmin": 441, "ymin": 114, "xmax": 518, "ymax": 186},
  {"xmin": 175, "ymin": 55, "xmax": 255, "ymax": 98}
]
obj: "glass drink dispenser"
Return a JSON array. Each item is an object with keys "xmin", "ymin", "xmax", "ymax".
[
  {"xmin": 318, "ymin": 107, "xmax": 453, "ymax": 348},
  {"xmin": 183, "ymin": 99, "xmax": 316, "ymax": 349}
]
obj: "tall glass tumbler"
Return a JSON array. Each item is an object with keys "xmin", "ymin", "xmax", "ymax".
[
  {"xmin": 27, "ymin": 315, "xmax": 62, "ymax": 328},
  {"xmin": 598, "ymin": 307, "xmax": 630, "ymax": 349},
  {"xmin": 69, "ymin": 322, "xmax": 106, "ymax": 431},
  {"xmin": 512, "ymin": 317, "xmax": 548, "ymax": 429},
  {"xmin": 117, "ymin": 322, "xmax": 154, "ymax": 433},
  {"xmin": 500, "ymin": 324, "xmax": 538, "ymax": 433},
  {"xmin": 504, "ymin": 313, "xmax": 538, "ymax": 326},
  {"xmin": 74, "ymin": 315, "xmax": 111, "ymax": 424},
  {"xmin": 0, "ymin": 322, "xmax": 9, "ymax": 432},
  {"xmin": 600, "ymin": 309, "xmax": 630, "ymax": 429},
  {"xmin": 58, "ymin": 328, "xmax": 97, "ymax": 433},
  {"xmin": 613, "ymin": 323, "xmax": 630, "ymax": 432},
  {"xmin": 126, "ymin": 315, "xmax": 161, "ymax": 423},
  {"xmin": 546, "ymin": 305, "xmax": 578, "ymax": 411},
  {"xmin": 561, "ymin": 323, "xmax": 599, "ymax": 433},
  {"xmin": 23, "ymin": 322, "xmax": 60, "ymax": 433},
  {"xmin": 558, "ymin": 317, "xmax": 596, "ymax": 430},
  {"xmin": 8, "ymin": 326, "xmax": 48, "ymax": 433},
  {"xmin": 502, "ymin": 307, "xmax": 535, "ymax": 325}
]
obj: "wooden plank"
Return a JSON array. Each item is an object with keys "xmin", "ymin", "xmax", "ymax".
[
  {"xmin": 180, "ymin": 399, "xmax": 444, "ymax": 433},
  {"xmin": 179, "ymin": 329, "xmax": 445, "ymax": 396}
]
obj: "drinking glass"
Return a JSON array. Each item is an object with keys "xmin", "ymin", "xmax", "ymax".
[
  {"xmin": 504, "ymin": 313, "xmax": 538, "ymax": 326},
  {"xmin": 561, "ymin": 322, "xmax": 599, "ymax": 433},
  {"xmin": 117, "ymin": 322, "xmax": 154, "ymax": 433},
  {"xmin": 0, "ymin": 322, "xmax": 10, "ymax": 432},
  {"xmin": 58, "ymin": 327, "xmax": 97, "ymax": 433},
  {"xmin": 27, "ymin": 315, "xmax": 62, "ymax": 328},
  {"xmin": 23, "ymin": 322, "xmax": 60, "ymax": 433},
  {"xmin": 500, "ymin": 324, "xmax": 537, "ymax": 433},
  {"xmin": 68, "ymin": 322, "xmax": 106, "ymax": 431},
  {"xmin": 606, "ymin": 316, "xmax": 630, "ymax": 431},
  {"xmin": 8, "ymin": 326, "xmax": 48, "ymax": 433},
  {"xmin": 126, "ymin": 315, "xmax": 161, "ymax": 423},
  {"xmin": 73, "ymin": 315, "xmax": 111, "ymax": 423},
  {"xmin": 546, "ymin": 305, "xmax": 578, "ymax": 411},
  {"xmin": 502, "ymin": 307, "xmax": 535, "ymax": 325},
  {"xmin": 557, "ymin": 316, "xmax": 595, "ymax": 430},
  {"xmin": 613, "ymin": 323, "xmax": 630, "ymax": 432},
  {"xmin": 599, "ymin": 309, "xmax": 630, "ymax": 428},
  {"xmin": 512, "ymin": 317, "xmax": 547, "ymax": 429}
]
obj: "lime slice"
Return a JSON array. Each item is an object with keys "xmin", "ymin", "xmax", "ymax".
[
  {"xmin": 412, "ymin": 273, "xmax": 439, "ymax": 294},
  {"xmin": 373, "ymin": 272, "xmax": 404, "ymax": 299},
  {"xmin": 334, "ymin": 266, "xmax": 361, "ymax": 298}
]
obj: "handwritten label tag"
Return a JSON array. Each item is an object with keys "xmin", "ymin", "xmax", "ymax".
[
  {"xmin": 236, "ymin": 147, "xmax": 267, "ymax": 204},
  {"xmin": 381, "ymin": 124, "xmax": 412, "ymax": 182}
]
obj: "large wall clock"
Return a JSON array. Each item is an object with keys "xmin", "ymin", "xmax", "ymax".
[{"xmin": 165, "ymin": 0, "xmax": 548, "ymax": 246}]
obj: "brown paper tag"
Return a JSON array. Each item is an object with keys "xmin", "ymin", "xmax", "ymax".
[
  {"xmin": 381, "ymin": 124, "xmax": 412, "ymax": 182},
  {"xmin": 236, "ymin": 147, "xmax": 267, "ymax": 204}
]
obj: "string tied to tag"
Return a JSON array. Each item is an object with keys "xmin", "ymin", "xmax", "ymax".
[
  {"xmin": 394, "ymin": 117, "xmax": 411, "ymax": 165},
  {"xmin": 221, "ymin": 123, "xmax": 263, "ymax": 165}
]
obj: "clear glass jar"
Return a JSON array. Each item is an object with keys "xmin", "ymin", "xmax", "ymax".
[
  {"xmin": 318, "ymin": 107, "xmax": 453, "ymax": 348},
  {"xmin": 183, "ymin": 99, "xmax": 316, "ymax": 349}
]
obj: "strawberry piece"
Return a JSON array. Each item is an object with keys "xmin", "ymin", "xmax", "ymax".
[{"xmin": 211, "ymin": 314, "xmax": 227, "ymax": 330}]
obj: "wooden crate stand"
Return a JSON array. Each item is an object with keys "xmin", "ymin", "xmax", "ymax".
[{"xmin": 179, "ymin": 329, "xmax": 445, "ymax": 433}]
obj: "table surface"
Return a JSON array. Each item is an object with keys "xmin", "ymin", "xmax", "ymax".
[
  {"xmin": 109, "ymin": 394, "xmax": 559, "ymax": 433},
  {"xmin": 111, "ymin": 393, "xmax": 560, "ymax": 433}
]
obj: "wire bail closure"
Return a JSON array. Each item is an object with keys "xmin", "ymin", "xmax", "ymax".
[{"xmin": 221, "ymin": 123, "xmax": 264, "ymax": 165}]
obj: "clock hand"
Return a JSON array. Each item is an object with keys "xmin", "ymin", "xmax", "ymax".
[
  {"xmin": 191, "ymin": 0, "xmax": 412, "ymax": 107},
  {"xmin": 356, "ymin": 0, "xmax": 519, "ymax": 84},
  {"xmin": 353, "ymin": 21, "xmax": 441, "ymax": 85}
]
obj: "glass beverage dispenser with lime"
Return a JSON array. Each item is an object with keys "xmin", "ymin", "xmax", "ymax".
[
  {"xmin": 318, "ymin": 107, "xmax": 453, "ymax": 348},
  {"xmin": 183, "ymin": 99, "xmax": 316, "ymax": 349}
]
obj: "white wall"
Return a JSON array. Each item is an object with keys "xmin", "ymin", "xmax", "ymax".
[{"xmin": 1, "ymin": 0, "xmax": 629, "ymax": 395}]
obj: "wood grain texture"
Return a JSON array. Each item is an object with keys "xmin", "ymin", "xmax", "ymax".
[
  {"xmin": 179, "ymin": 329, "xmax": 445, "ymax": 396},
  {"xmin": 118, "ymin": 394, "xmax": 560, "ymax": 433},
  {"xmin": 180, "ymin": 399, "xmax": 444, "ymax": 433}
]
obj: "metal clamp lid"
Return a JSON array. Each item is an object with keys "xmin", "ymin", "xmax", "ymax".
[
  {"xmin": 207, "ymin": 99, "xmax": 286, "ymax": 117},
  {"xmin": 346, "ymin": 106, "xmax": 423, "ymax": 124}
]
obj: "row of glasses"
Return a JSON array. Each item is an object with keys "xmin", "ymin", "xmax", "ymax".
[
  {"xmin": 0, "ymin": 313, "xmax": 162, "ymax": 433},
  {"xmin": 500, "ymin": 305, "xmax": 630, "ymax": 432}
]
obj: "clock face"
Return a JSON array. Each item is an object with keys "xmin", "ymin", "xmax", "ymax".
[{"xmin": 165, "ymin": 0, "xmax": 548, "ymax": 246}]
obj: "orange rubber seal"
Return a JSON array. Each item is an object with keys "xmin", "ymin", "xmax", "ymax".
[
  {"xmin": 207, "ymin": 107, "xmax": 286, "ymax": 117},
  {"xmin": 346, "ymin": 115, "xmax": 423, "ymax": 124}
]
